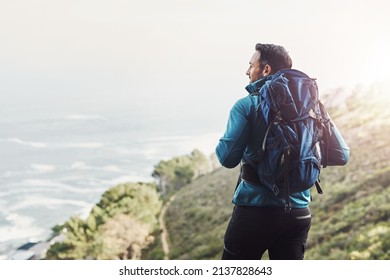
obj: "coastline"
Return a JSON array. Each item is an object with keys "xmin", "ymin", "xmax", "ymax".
[{"xmin": 0, "ymin": 122, "xmax": 221, "ymax": 259}]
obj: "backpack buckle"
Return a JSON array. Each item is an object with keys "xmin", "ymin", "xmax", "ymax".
[{"xmin": 272, "ymin": 184, "xmax": 279, "ymax": 196}]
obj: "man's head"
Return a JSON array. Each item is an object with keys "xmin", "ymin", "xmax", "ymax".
[{"xmin": 246, "ymin": 43, "xmax": 292, "ymax": 83}]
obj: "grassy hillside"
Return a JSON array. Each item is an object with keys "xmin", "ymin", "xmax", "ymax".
[
  {"xmin": 164, "ymin": 167, "xmax": 239, "ymax": 259},
  {"xmin": 306, "ymin": 84, "xmax": 390, "ymax": 259},
  {"xmin": 164, "ymin": 82, "xmax": 390, "ymax": 260}
]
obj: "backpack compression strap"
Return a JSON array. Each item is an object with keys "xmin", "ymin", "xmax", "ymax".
[{"xmin": 283, "ymin": 146, "xmax": 292, "ymax": 212}]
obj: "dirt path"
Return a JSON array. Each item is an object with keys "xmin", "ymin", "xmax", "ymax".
[{"xmin": 159, "ymin": 195, "xmax": 175, "ymax": 260}]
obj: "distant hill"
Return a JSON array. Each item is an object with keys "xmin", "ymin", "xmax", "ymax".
[{"xmin": 164, "ymin": 82, "xmax": 390, "ymax": 260}]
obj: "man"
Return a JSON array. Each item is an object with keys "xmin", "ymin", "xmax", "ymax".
[{"xmin": 215, "ymin": 43, "xmax": 348, "ymax": 260}]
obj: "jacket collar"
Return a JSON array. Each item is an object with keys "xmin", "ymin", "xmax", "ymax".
[{"xmin": 245, "ymin": 76, "xmax": 271, "ymax": 94}]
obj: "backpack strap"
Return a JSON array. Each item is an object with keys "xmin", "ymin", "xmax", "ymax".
[
  {"xmin": 234, "ymin": 163, "xmax": 243, "ymax": 192},
  {"xmin": 315, "ymin": 179, "xmax": 323, "ymax": 194},
  {"xmin": 283, "ymin": 146, "xmax": 292, "ymax": 212},
  {"xmin": 257, "ymin": 112, "xmax": 282, "ymax": 159}
]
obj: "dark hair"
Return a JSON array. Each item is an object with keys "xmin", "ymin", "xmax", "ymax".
[{"xmin": 255, "ymin": 43, "xmax": 292, "ymax": 73}]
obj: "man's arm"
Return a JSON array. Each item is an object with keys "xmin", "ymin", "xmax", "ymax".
[{"xmin": 215, "ymin": 98, "xmax": 251, "ymax": 168}]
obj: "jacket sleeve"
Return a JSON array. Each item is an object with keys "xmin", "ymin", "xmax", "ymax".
[
  {"xmin": 215, "ymin": 98, "xmax": 251, "ymax": 168},
  {"xmin": 326, "ymin": 120, "xmax": 350, "ymax": 166}
]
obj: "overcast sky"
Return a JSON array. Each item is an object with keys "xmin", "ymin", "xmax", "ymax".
[{"xmin": 1, "ymin": 0, "xmax": 389, "ymax": 123}]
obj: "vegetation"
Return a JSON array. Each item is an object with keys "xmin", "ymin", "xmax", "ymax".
[
  {"xmin": 304, "ymin": 83, "xmax": 390, "ymax": 259},
  {"xmin": 45, "ymin": 182, "xmax": 162, "ymax": 259},
  {"xmin": 152, "ymin": 149, "xmax": 213, "ymax": 196},
  {"xmin": 164, "ymin": 167, "xmax": 238, "ymax": 259}
]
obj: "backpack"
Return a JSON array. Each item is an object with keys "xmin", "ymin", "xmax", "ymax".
[{"xmin": 251, "ymin": 69, "xmax": 331, "ymax": 211}]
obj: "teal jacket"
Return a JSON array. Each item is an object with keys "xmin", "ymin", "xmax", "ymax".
[
  {"xmin": 216, "ymin": 76, "xmax": 349, "ymax": 208},
  {"xmin": 216, "ymin": 78, "xmax": 312, "ymax": 208}
]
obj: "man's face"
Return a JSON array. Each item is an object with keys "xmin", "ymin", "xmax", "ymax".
[{"xmin": 246, "ymin": 51, "xmax": 266, "ymax": 83}]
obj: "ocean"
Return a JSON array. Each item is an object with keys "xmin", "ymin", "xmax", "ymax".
[{"xmin": 0, "ymin": 110, "xmax": 224, "ymax": 259}]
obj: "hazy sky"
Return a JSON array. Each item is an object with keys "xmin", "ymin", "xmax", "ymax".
[{"xmin": 1, "ymin": 0, "xmax": 389, "ymax": 123}]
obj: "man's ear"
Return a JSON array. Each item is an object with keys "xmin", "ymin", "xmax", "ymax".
[{"xmin": 262, "ymin": 64, "xmax": 272, "ymax": 76}]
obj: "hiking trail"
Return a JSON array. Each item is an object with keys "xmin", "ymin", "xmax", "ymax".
[{"xmin": 159, "ymin": 195, "xmax": 175, "ymax": 260}]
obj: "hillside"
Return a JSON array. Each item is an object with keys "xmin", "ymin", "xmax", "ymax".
[{"xmin": 164, "ymin": 82, "xmax": 390, "ymax": 260}]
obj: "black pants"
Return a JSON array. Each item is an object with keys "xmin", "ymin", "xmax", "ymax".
[{"xmin": 222, "ymin": 206, "xmax": 311, "ymax": 260}]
